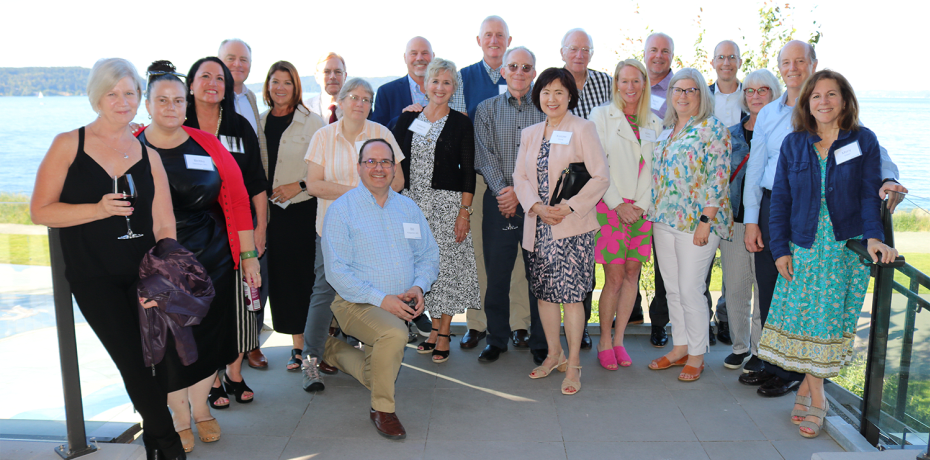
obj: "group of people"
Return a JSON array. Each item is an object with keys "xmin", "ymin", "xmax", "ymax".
[{"xmin": 32, "ymin": 14, "xmax": 909, "ymax": 458}]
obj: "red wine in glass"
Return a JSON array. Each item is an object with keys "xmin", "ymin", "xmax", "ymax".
[{"xmin": 114, "ymin": 174, "xmax": 143, "ymax": 239}]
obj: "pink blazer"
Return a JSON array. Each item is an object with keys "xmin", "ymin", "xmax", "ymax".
[{"xmin": 513, "ymin": 113, "xmax": 609, "ymax": 251}]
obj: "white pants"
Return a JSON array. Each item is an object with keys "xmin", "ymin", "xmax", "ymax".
[
  {"xmin": 653, "ymin": 223, "xmax": 721, "ymax": 355},
  {"xmin": 719, "ymin": 222, "xmax": 762, "ymax": 355}
]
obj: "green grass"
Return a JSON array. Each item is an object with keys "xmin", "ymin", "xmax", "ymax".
[
  {"xmin": 894, "ymin": 208, "xmax": 930, "ymax": 232},
  {"xmin": 833, "ymin": 354, "xmax": 930, "ymax": 430},
  {"xmin": 0, "ymin": 234, "xmax": 50, "ymax": 266},
  {"xmin": 0, "ymin": 193, "xmax": 32, "ymax": 225}
]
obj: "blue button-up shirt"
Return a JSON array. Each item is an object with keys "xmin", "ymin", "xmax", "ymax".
[
  {"xmin": 407, "ymin": 75, "xmax": 429, "ymax": 107},
  {"xmin": 742, "ymin": 92, "xmax": 899, "ymax": 224},
  {"xmin": 322, "ymin": 184, "xmax": 440, "ymax": 307}
]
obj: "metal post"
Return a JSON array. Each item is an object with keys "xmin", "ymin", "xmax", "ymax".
[
  {"xmin": 895, "ymin": 277, "xmax": 919, "ymax": 420},
  {"xmin": 48, "ymin": 228, "xmax": 97, "ymax": 459}
]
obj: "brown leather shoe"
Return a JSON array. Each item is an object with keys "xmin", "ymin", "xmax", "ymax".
[
  {"xmin": 511, "ymin": 329, "xmax": 529, "ymax": 348},
  {"xmin": 459, "ymin": 329, "xmax": 486, "ymax": 349},
  {"xmin": 369, "ymin": 408, "xmax": 406, "ymax": 440},
  {"xmin": 246, "ymin": 348, "xmax": 268, "ymax": 369},
  {"xmin": 318, "ymin": 360, "xmax": 338, "ymax": 375}
]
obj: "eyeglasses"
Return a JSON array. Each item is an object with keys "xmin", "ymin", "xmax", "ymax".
[
  {"xmin": 563, "ymin": 45, "xmax": 592, "ymax": 55},
  {"xmin": 671, "ymin": 87, "xmax": 699, "ymax": 96},
  {"xmin": 148, "ymin": 70, "xmax": 187, "ymax": 79},
  {"xmin": 507, "ymin": 63, "xmax": 534, "ymax": 73},
  {"xmin": 743, "ymin": 87, "xmax": 771, "ymax": 97},
  {"xmin": 360, "ymin": 159, "xmax": 395, "ymax": 169},
  {"xmin": 715, "ymin": 54, "xmax": 738, "ymax": 63},
  {"xmin": 346, "ymin": 94, "xmax": 372, "ymax": 105}
]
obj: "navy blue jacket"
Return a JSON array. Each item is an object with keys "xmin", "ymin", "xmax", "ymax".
[
  {"xmin": 371, "ymin": 76, "xmax": 412, "ymax": 130},
  {"xmin": 769, "ymin": 126, "xmax": 884, "ymax": 260}
]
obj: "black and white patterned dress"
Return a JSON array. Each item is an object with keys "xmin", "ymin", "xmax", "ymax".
[{"xmin": 402, "ymin": 113, "xmax": 481, "ymax": 316}]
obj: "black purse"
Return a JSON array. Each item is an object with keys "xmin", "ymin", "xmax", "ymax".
[{"xmin": 549, "ymin": 162, "xmax": 591, "ymax": 206}]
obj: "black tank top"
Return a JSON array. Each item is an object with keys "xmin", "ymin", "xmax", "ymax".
[{"xmin": 59, "ymin": 127, "xmax": 156, "ymax": 281}]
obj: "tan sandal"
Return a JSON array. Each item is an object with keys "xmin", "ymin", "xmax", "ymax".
[
  {"xmin": 178, "ymin": 428, "xmax": 194, "ymax": 452},
  {"xmin": 195, "ymin": 418, "xmax": 221, "ymax": 443},
  {"xmin": 678, "ymin": 363, "xmax": 705, "ymax": 382},
  {"xmin": 792, "ymin": 394, "xmax": 811, "ymax": 425},
  {"xmin": 529, "ymin": 352, "xmax": 567, "ymax": 379},
  {"xmin": 800, "ymin": 400, "xmax": 829, "ymax": 438},
  {"xmin": 561, "ymin": 365, "xmax": 582, "ymax": 395}
]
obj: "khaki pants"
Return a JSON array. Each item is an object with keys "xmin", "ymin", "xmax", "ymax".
[
  {"xmin": 323, "ymin": 295, "xmax": 407, "ymax": 413},
  {"xmin": 468, "ymin": 180, "xmax": 531, "ymax": 331}
]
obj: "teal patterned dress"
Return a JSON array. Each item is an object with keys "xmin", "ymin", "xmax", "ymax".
[{"xmin": 757, "ymin": 151, "xmax": 871, "ymax": 378}]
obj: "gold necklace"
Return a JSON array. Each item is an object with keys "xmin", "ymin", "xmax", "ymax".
[
  {"xmin": 214, "ymin": 106, "xmax": 223, "ymax": 137},
  {"xmin": 91, "ymin": 125, "xmax": 131, "ymax": 159}
]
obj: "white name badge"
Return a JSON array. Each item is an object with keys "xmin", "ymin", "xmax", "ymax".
[
  {"xmin": 549, "ymin": 131, "xmax": 573, "ymax": 145},
  {"xmin": 184, "ymin": 154, "xmax": 215, "ymax": 171},
  {"xmin": 408, "ymin": 119, "xmax": 431, "ymax": 136},
  {"xmin": 219, "ymin": 136, "xmax": 244, "ymax": 154},
  {"xmin": 657, "ymin": 129, "xmax": 672, "ymax": 142},
  {"xmin": 355, "ymin": 141, "xmax": 366, "ymax": 154},
  {"xmin": 499, "ymin": 85, "xmax": 509, "ymax": 95},
  {"xmin": 640, "ymin": 129, "xmax": 658, "ymax": 143},
  {"xmin": 834, "ymin": 141, "xmax": 863, "ymax": 165},
  {"xmin": 650, "ymin": 94, "xmax": 666, "ymax": 111},
  {"xmin": 403, "ymin": 223, "xmax": 422, "ymax": 239}
]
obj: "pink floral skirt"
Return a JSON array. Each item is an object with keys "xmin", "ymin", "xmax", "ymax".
[{"xmin": 594, "ymin": 199, "xmax": 653, "ymax": 265}]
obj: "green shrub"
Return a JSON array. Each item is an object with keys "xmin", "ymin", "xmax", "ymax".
[{"xmin": 0, "ymin": 193, "xmax": 32, "ymax": 225}]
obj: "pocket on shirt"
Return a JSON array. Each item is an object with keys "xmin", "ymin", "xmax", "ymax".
[{"xmin": 788, "ymin": 162, "xmax": 809, "ymax": 173}]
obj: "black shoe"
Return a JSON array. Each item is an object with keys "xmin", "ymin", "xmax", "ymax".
[
  {"xmin": 511, "ymin": 329, "xmax": 530, "ymax": 349},
  {"xmin": 531, "ymin": 348, "xmax": 548, "ymax": 365},
  {"xmin": 478, "ymin": 345, "xmax": 506, "ymax": 363},
  {"xmin": 739, "ymin": 370, "xmax": 775, "ymax": 386},
  {"xmin": 413, "ymin": 314, "xmax": 432, "ymax": 337},
  {"xmin": 709, "ymin": 324, "xmax": 716, "ymax": 346},
  {"xmin": 757, "ymin": 376, "xmax": 799, "ymax": 397},
  {"xmin": 459, "ymin": 329, "xmax": 486, "ymax": 349},
  {"xmin": 743, "ymin": 355, "xmax": 764, "ymax": 373},
  {"xmin": 716, "ymin": 321, "xmax": 732, "ymax": 345},
  {"xmin": 723, "ymin": 352, "xmax": 750, "ymax": 369},
  {"xmin": 580, "ymin": 328, "xmax": 593, "ymax": 350},
  {"xmin": 628, "ymin": 312, "xmax": 644, "ymax": 325},
  {"xmin": 650, "ymin": 325, "xmax": 668, "ymax": 347}
]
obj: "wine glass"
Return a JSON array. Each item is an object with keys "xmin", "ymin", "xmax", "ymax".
[{"xmin": 114, "ymin": 174, "xmax": 143, "ymax": 239}]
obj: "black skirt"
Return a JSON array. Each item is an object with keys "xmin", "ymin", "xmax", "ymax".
[{"xmin": 266, "ymin": 198, "xmax": 317, "ymax": 334}]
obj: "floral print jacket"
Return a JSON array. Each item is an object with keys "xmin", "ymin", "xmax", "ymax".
[{"xmin": 649, "ymin": 116, "xmax": 733, "ymax": 240}]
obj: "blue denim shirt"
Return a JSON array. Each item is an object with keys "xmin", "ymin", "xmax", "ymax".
[
  {"xmin": 727, "ymin": 115, "xmax": 751, "ymax": 214},
  {"xmin": 769, "ymin": 127, "xmax": 884, "ymax": 260}
]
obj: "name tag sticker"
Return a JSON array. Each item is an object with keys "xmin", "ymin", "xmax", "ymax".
[
  {"xmin": 499, "ymin": 85, "xmax": 509, "ymax": 95},
  {"xmin": 640, "ymin": 129, "xmax": 658, "ymax": 143},
  {"xmin": 549, "ymin": 131, "xmax": 573, "ymax": 145},
  {"xmin": 219, "ymin": 136, "xmax": 244, "ymax": 154},
  {"xmin": 834, "ymin": 141, "xmax": 862, "ymax": 165},
  {"xmin": 650, "ymin": 94, "xmax": 665, "ymax": 111},
  {"xmin": 408, "ymin": 119, "xmax": 431, "ymax": 136},
  {"xmin": 403, "ymin": 223, "xmax": 422, "ymax": 239},
  {"xmin": 184, "ymin": 154, "xmax": 215, "ymax": 171},
  {"xmin": 657, "ymin": 129, "xmax": 672, "ymax": 142},
  {"xmin": 269, "ymin": 197, "xmax": 291, "ymax": 209},
  {"xmin": 355, "ymin": 141, "xmax": 366, "ymax": 154}
]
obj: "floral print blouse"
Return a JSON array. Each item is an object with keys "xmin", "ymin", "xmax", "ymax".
[{"xmin": 649, "ymin": 116, "xmax": 733, "ymax": 240}]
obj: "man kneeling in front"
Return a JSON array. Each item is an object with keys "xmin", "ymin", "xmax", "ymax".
[{"xmin": 321, "ymin": 138, "xmax": 440, "ymax": 440}]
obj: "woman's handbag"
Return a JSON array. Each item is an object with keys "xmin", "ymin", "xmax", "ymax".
[{"xmin": 549, "ymin": 162, "xmax": 591, "ymax": 206}]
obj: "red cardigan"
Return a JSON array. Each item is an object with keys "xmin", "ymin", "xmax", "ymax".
[{"xmin": 137, "ymin": 126, "xmax": 254, "ymax": 268}]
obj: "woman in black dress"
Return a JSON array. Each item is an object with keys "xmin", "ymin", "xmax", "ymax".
[
  {"xmin": 258, "ymin": 61, "xmax": 323, "ymax": 370},
  {"xmin": 31, "ymin": 58, "xmax": 185, "ymax": 459},
  {"xmin": 139, "ymin": 61, "xmax": 261, "ymax": 453},
  {"xmin": 183, "ymin": 57, "xmax": 268, "ymax": 406}
]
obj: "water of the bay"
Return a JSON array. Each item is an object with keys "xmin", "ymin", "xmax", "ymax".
[{"xmin": 1, "ymin": 96, "xmax": 927, "ymax": 211}]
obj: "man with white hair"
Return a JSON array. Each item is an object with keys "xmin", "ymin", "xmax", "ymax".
[
  {"xmin": 560, "ymin": 28, "xmax": 611, "ymax": 119},
  {"xmin": 307, "ymin": 52, "xmax": 347, "ymax": 124},
  {"xmin": 219, "ymin": 37, "xmax": 270, "ymax": 370},
  {"xmin": 450, "ymin": 15, "xmax": 513, "ymax": 120}
]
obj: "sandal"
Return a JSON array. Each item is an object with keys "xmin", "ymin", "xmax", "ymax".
[
  {"xmin": 417, "ymin": 328, "xmax": 439, "ymax": 354},
  {"xmin": 597, "ymin": 347, "xmax": 618, "ymax": 370},
  {"xmin": 432, "ymin": 333, "xmax": 451, "ymax": 363},
  {"xmin": 561, "ymin": 365, "xmax": 582, "ymax": 395},
  {"xmin": 286, "ymin": 348, "xmax": 302, "ymax": 371},
  {"xmin": 178, "ymin": 428, "xmax": 194, "ymax": 453},
  {"xmin": 208, "ymin": 384, "xmax": 229, "ymax": 410},
  {"xmin": 613, "ymin": 346, "xmax": 632, "ymax": 367},
  {"xmin": 800, "ymin": 400, "xmax": 829, "ymax": 438},
  {"xmin": 530, "ymin": 351, "xmax": 568, "ymax": 379},
  {"xmin": 678, "ymin": 363, "xmax": 705, "ymax": 382},
  {"xmin": 792, "ymin": 394, "xmax": 812, "ymax": 425},
  {"xmin": 195, "ymin": 418, "xmax": 221, "ymax": 443},
  {"xmin": 648, "ymin": 355, "xmax": 688, "ymax": 370},
  {"xmin": 223, "ymin": 374, "xmax": 254, "ymax": 404}
]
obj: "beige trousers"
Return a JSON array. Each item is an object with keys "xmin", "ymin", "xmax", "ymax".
[
  {"xmin": 323, "ymin": 295, "xmax": 407, "ymax": 413},
  {"xmin": 467, "ymin": 180, "xmax": 531, "ymax": 331}
]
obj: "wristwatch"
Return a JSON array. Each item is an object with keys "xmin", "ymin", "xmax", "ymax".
[
  {"xmin": 459, "ymin": 205, "xmax": 473, "ymax": 215},
  {"xmin": 298, "ymin": 180, "xmax": 307, "ymax": 192},
  {"xmin": 699, "ymin": 214, "xmax": 710, "ymax": 224}
]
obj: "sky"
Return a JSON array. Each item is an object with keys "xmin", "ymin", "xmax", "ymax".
[{"xmin": 5, "ymin": 0, "xmax": 927, "ymax": 92}]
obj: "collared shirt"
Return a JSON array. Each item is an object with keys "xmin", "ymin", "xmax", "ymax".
[
  {"xmin": 308, "ymin": 94, "xmax": 344, "ymax": 125},
  {"xmin": 570, "ymin": 69, "xmax": 612, "ymax": 119},
  {"xmin": 234, "ymin": 88, "xmax": 257, "ymax": 133},
  {"xmin": 322, "ymin": 184, "xmax": 440, "ymax": 307},
  {"xmin": 450, "ymin": 60, "xmax": 499, "ymax": 112},
  {"xmin": 742, "ymin": 91, "xmax": 899, "ymax": 224},
  {"xmin": 304, "ymin": 120, "xmax": 405, "ymax": 235},
  {"xmin": 649, "ymin": 70, "xmax": 674, "ymax": 118},
  {"xmin": 474, "ymin": 86, "xmax": 545, "ymax": 195},
  {"xmin": 407, "ymin": 75, "xmax": 429, "ymax": 106},
  {"xmin": 713, "ymin": 82, "xmax": 743, "ymax": 126}
]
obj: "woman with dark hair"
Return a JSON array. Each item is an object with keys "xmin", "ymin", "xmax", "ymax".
[
  {"xmin": 138, "ymin": 60, "xmax": 260, "ymax": 452},
  {"xmin": 183, "ymin": 57, "xmax": 268, "ymax": 406},
  {"xmin": 259, "ymin": 61, "xmax": 325, "ymax": 370},
  {"xmin": 513, "ymin": 67, "xmax": 609, "ymax": 395},
  {"xmin": 32, "ymin": 57, "xmax": 185, "ymax": 460},
  {"xmin": 759, "ymin": 69, "xmax": 897, "ymax": 438}
]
